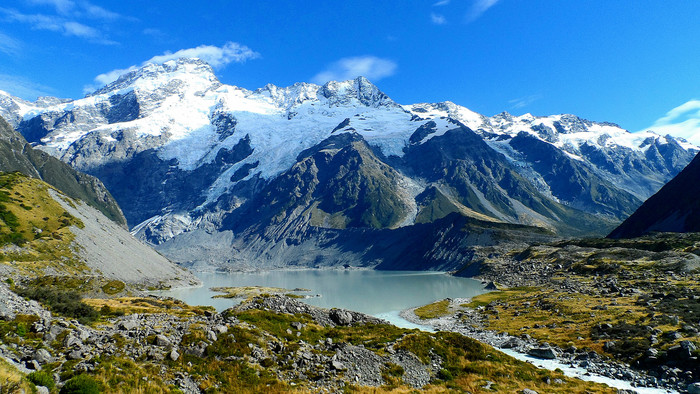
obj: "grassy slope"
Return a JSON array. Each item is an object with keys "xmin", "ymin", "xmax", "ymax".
[{"xmin": 0, "ymin": 172, "xmax": 88, "ymax": 277}]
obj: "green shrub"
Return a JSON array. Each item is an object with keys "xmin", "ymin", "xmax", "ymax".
[
  {"xmin": 16, "ymin": 287, "xmax": 99, "ymax": 324},
  {"xmin": 28, "ymin": 370, "xmax": 56, "ymax": 389},
  {"xmin": 60, "ymin": 374, "xmax": 100, "ymax": 394},
  {"xmin": 15, "ymin": 322, "xmax": 27, "ymax": 337},
  {"xmin": 101, "ymin": 280, "xmax": 125, "ymax": 295},
  {"xmin": 437, "ymin": 368, "xmax": 454, "ymax": 381}
]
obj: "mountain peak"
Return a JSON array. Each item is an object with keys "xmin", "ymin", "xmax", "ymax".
[
  {"xmin": 253, "ymin": 81, "xmax": 320, "ymax": 110},
  {"xmin": 320, "ymin": 76, "xmax": 398, "ymax": 108},
  {"xmin": 88, "ymin": 58, "xmax": 220, "ymax": 97}
]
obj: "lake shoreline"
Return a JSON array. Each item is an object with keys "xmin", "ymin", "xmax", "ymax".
[{"xmin": 400, "ymin": 298, "xmax": 678, "ymax": 394}]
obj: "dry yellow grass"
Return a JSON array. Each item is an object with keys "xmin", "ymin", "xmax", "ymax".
[
  {"xmin": 413, "ymin": 299, "xmax": 451, "ymax": 319},
  {"xmin": 84, "ymin": 296, "xmax": 215, "ymax": 318},
  {"xmin": 0, "ymin": 358, "xmax": 33, "ymax": 393}
]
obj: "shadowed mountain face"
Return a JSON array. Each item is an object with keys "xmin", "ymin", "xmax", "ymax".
[
  {"xmin": 0, "ymin": 116, "xmax": 125, "ymax": 227},
  {"xmin": 0, "ymin": 58, "xmax": 696, "ymax": 269},
  {"xmin": 609, "ymin": 152, "xmax": 700, "ymax": 239}
]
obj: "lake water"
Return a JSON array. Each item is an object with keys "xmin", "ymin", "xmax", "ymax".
[
  {"xmin": 158, "ymin": 269, "xmax": 487, "ymax": 328},
  {"xmin": 158, "ymin": 269, "xmax": 678, "ymax": 393}
]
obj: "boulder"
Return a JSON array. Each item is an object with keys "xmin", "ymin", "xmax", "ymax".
[
  {"xmin": 156, "ymin": 334, "xmax": 172, "ymax": 347},
  {"xmin": 500, "ymin": 337, "xmax": 522, "ymax": 349},
  {"xmin": 688, "ymin": 382, "xmax": 700, "ymax": 394},
  {"xmin": 330, "ymin": 309, "xmax": 353, "ymax": 326},
  {"xmin": 527, "ymin": 347, "xmax": 558, "ymax": 360},
  {"xmin": 33, "ymin": 348, "xmax": 53, "ymax": 365}
]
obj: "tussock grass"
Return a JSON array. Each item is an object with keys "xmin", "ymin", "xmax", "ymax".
[
  {"xmin": 0, "ymin": 358, "xmax": 34, "ymax": 393},
  {"xmin": 84, "ymin": 297, "xmax": 214, "ymax": 318},
  {"xmin": 413, "ymin": 299, "xmax": 451, "ymax": 320}
]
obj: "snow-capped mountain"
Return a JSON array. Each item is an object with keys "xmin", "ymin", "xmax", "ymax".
[{"xmin": 0, "ymin": 58, "xmax": 696, "ymax": 269}]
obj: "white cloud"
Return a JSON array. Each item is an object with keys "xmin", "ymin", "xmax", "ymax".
[
  {"xmin": 0, "ymin": 73, "xmax": 54, "ymax": 100},
  {"xmin": 311, "ymin": 56, "xmax": 397, "ymax": 84},
  {"xmin": 80, "ymin": 3, "xmax": 121, "ymax": 20},
  {"xmin": 433, "ymin": 0, "xmax": 450, "ymax": 6},
  {"xmin": 147, "ymin": 42, "xmax": 259, "ymax": 69},
  {"xmin": 642, "ymin": 99, "xmax": 700, "ymax": 145},
  {"xmin": 431, "ymin": 13, "xmax": 447, "ymax": 25},
  {"xmin": 86, "ymin": 42, "xmax": 260, "ymax": 92},
  {"xmin": 509, "ymin": 94, "xmax": 542, "ymax": 109},
  {"xmin": 467, "ymin": 0, "xmax": 500, "ymax": 22},
  {"xmin": 0, "ymin": 32, "xmax": 21, "ymax": 56},
  {"xmin": 63, "ymin": 21, "xmax": 98, "ymax": 38}
]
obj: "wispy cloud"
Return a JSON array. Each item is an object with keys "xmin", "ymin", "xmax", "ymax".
[
  {"xmin": 0, "ymin": 73, "xmax": 54, "ymax": 100},
  {"xmin": 26, "ymin": 0, "xmax": 74, "ymax": 15},
  {"xmin": 63, "ymin": 21, "xmax": 99, "ymax": 38},
  {"xmin": 0, "ymin": 0, "xmax": 124, "ymax": 45},
  {"xmin": 431, "ymin": 13, "xmax": 447, "ymax": 25},
  {"xmin": 433, "ymin": 0, "xmax": 450, "ymax": 6},
  {"xmin": 311, "ymin": 56, "xmax": 397, "ymax": 84},
  {"xmin": 26, "ymin": 0, "xmax": 121, "ymax": 20},
  {"xmin": 85, "ymin": 42, "xmax": 260, "ymax": 92},
  {"xmin": 0, "ymin": 8, "xmax": 118, "ymax": 44},
  {"xmin": 509, "ymin": 94, "xmax": 542, "ymax": 110},
  {"xmin": 642, "ymin": 99, "xmax": 700, "ymax": 145},
  {"xmin": 0, "ymin": 31, "xmax": 22, "ymax": 56},
  {"xmin": 467, "ymin": 0, "xmax": 501, "ymax": 22}
]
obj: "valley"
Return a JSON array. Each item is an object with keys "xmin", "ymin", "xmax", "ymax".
[{"xmin": 1, "ymin": 59, "xmax": 700, "ymax": 393}]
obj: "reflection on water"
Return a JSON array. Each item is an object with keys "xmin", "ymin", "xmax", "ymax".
[{"xmin": 157, "ymin": 270, "xmax": 487, "ymax": 318}]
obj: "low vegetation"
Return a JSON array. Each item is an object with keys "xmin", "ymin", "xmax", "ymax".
[
  {"xmin": 16, "ymin": 285, "xmax": 99, "ymax": 324},
  {"xmin": 211, "ymin": 285, "xmax": 311, "ymax": 299},
  {"xmin": 413, "ymin": 299, "xmax": 450, "ymax": 319},
  {"xmin": 459, "ymin": 233, "xmax": 700, "ymax": 380},
  {"xmin": 0, "ymin": 357, "xmax": 35, "ymax": 393},
  {"xmin": 0, "ymin": 172, "xmax": 87, "ymax": 277},
  {"xmin": 83, "ymin": 296, "xmax": 214, "ymax": 318}
]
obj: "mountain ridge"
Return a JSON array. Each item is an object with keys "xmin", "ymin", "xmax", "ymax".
[
  {"xmin": 0, "ymin": 57, "xmax": 696, "ymax": 269},
  {"xmin": 609, "ymin": 151, "xmax": 700, "ymax": 238}
]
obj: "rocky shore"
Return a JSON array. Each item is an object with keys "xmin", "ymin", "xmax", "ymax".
[
  {"xmin": 0, "ymin": 280, "xmax": 619, "ymax": 393},
  {"xmin": 401, "ymin": 298, "xmax": 679, "ymax": 393},
  {"xmin": 439, "ymin": 234, "xmax": 700, "ymax": 393}
]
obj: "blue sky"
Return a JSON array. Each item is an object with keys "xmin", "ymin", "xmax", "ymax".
[{"xmin": 1, "ymin": 0, "xmax": 699, "ymax": 138}]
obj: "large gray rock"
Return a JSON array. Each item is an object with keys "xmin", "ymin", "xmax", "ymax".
[
  {"xmin": 33, "ymin": 349, "xmax": 53, "ymax": 365},
  {"xmin": 156, "ymin": 334, "xmax": 172, "ymax": 347},
  {"xmin": 329, "ymin": 309, "xmax": 354, "ymax": 326},
  {"xmin": 527, "ymin": 346, "xmax": 558, "ymax": 360}
]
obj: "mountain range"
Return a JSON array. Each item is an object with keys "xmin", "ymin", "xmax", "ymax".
[{"xmin": 1, "ymin": 58, "xmax": 696, "ymax": 270}]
